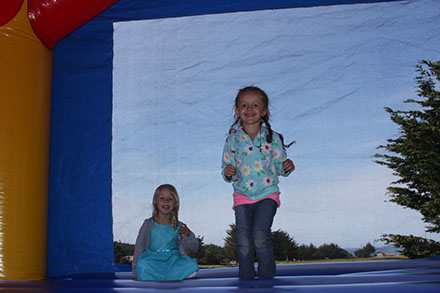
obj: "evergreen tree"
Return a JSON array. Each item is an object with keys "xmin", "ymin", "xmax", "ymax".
[
  {"xmin": 297, "ymin": 243, "xmax": 319, "ymax": 260},
  {"xmin": 315, "ymin": 243, "xmax": 352, "ymax": 260},
  {"xmin": 354, "ymin": 242, "xmax": 376, "ymax": 258},
  {"xmin": 272, "ymin": 229, "xmax": 299, "ymax": 261},
  {"xmin": 223, "ymin": 224, "xmax": 299, "ymax": 262},
  {"xmin": 223, "ymin": 224, "xmax": 238, "ymax": 262},
  {"xmin": 375, "ymin": 60, "xmax": 440, "ymax": 258},
  {"xmin": 199, "ymin": 244, "xmax": 226, "ymax": 265}
]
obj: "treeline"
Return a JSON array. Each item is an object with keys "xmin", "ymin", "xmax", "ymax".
[
  {"xmin": 114, "ymin": 224, "xmax": 377, "ymax": 265},
  {"xmin": 189, "ymin": 224, "xmax": 364, "ymax": 265},
  {"xmin": 114, "ymin": 241, "xmax": 135, "ymax": 263}
]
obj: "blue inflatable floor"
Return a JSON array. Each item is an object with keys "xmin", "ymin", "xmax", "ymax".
[{"xmin": 2, "ymin": 258, "xmax": 440, "ymax": 292}]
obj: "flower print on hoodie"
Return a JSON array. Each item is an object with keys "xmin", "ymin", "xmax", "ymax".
[{"xmin": 222, "ymin": 126, "xmax": 290, "ymax": 201}]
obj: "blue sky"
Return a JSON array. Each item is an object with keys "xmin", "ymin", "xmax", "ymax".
[{"xmin": 112, "ymin": 0, "xmax": 440, "ymax": 248}]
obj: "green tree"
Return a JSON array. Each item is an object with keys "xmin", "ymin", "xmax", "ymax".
[
  {"xmin": 297, "ymin": 243, "xmax": 319, "ymax": 260},
  {"xmin": 354, "ymin": 242, "xmax": 376, "ymax": 258},
  {"xmin": 199, "ymin": 244, "xmax": 226, "ymax": 265},
  {"xmin": 375, "ymin": 60, "xmax": 440, "ymax": 258},
  {"xmin": 379, "ymin": 235, "xmax": 440, "ymax": 259},
  {"xmin": 272, "ymin": 229, "xmax": 299, "ymax": 261},
  {"xmin": 315, "ymin": 243, "xmax": 352, "ymax": 260},
  {"xmin": 223, "ymin": 224, "xmax": 237, "ymax": 262},
  {"xmin": 223, "ymin": 224, "xmax": 299, "ymax": 262},
  {"xmin": 113, "ymin": 241, "xmax": 135, "ymax": 263}
]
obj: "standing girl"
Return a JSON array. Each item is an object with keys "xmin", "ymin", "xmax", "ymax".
[
  {"xmin": 132, "ymin": 184, "xmax": 199, "ymax": 281},
  {"xmin": 222, "ymin": 86, "xmax": 295, "ymax": 280}
]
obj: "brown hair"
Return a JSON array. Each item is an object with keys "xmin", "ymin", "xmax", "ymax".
[{"xmin": 228, "ymin": 86, "xmax": 293, "ymax": 148}]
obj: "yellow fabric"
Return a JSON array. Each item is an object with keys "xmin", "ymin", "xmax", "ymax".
[{"xmin": 0, "ymin": 0, "xmax": 52, "ymax": 280}]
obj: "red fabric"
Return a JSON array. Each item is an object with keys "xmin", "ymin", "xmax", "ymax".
[
  {"xmin": 0, "ymin": 0, "xmax": 24, "ymax": 27},
  {"xmin": 28, "ymin": 0, "xmax": 119, "ymax": 49}
]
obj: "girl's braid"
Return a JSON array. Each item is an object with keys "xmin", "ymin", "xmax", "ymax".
[
  {"xmin": 171, "ymin": 210, "xmax": 178, "ymax": 230},
  {"xmin": 228, "ymin": 116, "xmax": 240, "ymax": 135},
  {"xmin": 262, "ymin": 115, "xmax": 273, "ymax": 143},
  {"xmin": 279, "ymin": 133, "xmax": 295, "ymax": 149}
]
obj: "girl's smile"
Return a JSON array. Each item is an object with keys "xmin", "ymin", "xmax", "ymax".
[
  {"xmin": 235, "ymin": 92, "xmax": 268, "ymax": 127},
  {"xmin": 235, "ymin": 91, "xmax": 268, "ymax": 140},
  {"xmin": 156, "ymin": 188, "xmax": 176, "ymax": 216}
]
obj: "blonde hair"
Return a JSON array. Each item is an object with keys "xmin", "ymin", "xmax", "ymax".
[{"xmin": 152, "ymin": 184, "xmax": 180, "ymax": 230}]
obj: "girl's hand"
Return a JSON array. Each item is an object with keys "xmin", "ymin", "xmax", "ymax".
[
  {"xmin": 283, "ymin": 159, "xmax": 295, "ymax": 173},
  {"xmin": 178, "ymin": 223, "xmax": 190, "ymax": 236},
  {"xmin": 224, "ymin": 165, "xmax": 237, "ymax": 180}
]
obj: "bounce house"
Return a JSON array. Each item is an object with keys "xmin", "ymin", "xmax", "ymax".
[{"xmin": 1, "ymin": 0, "xmax": 440, "ymax": 291}]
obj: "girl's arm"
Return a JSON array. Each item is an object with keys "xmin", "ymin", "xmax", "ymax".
[
  {"xmin": 131, "ymin": 219, "xmax": 151, "ymax": 278},
  {"xmin": 221, "ymin": 136, "xmax": 237, "ymax": 182},
  {"xmin": 224, "ymin": 164, "xmax": 237, "ymax": 181},
  {"xmin": 273, "ymin": 133, "xmax": 294, "ymax": 177},
  {"xmin": 178, "ymin": 223, "xmax": 199, "ymax": 255}
]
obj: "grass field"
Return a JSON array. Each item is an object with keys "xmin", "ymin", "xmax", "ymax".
[{"xmin": 199, "ymin": 256, "xmax": 409, "ymax": 269}]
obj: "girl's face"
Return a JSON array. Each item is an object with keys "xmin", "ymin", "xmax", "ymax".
[
  {"xmin": 235, "ymin": 91, "xmax": 268, "ymax": 127},
  {"xmin": 155, "ymin": 187, "xmax": 176, "ymax": 216}
]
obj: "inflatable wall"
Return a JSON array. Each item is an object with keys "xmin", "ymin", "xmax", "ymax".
[
  {"xmin": 2, "ymin": 0, "xmax": 438, "ymax": 282},
  {"xmin": 0, "ymin": 0, "xmax": 117, "ymax": 280}
]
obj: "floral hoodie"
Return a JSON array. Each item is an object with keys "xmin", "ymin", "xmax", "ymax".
[{"xmin": 222, "ymin": 126, "xmax": 290, "ymax": 200}]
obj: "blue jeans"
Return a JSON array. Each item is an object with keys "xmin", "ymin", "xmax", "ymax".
[{"xmin": 235, "ymin": 198, "xmax": 277, "ymax": 280}]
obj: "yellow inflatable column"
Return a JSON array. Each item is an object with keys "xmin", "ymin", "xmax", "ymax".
[{"xmin": 0, "ymin": 1, "xmax": 53, "ymax": 280}]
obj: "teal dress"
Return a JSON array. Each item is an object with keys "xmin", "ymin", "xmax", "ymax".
[{"xmin": 136, "ymin": 220, "xmax": 199, "ymax": 281}]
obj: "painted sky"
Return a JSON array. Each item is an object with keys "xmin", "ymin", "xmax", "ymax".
[{"xmin": 112, "ymin": 0, "xmax": 440, "ymax": 249}]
